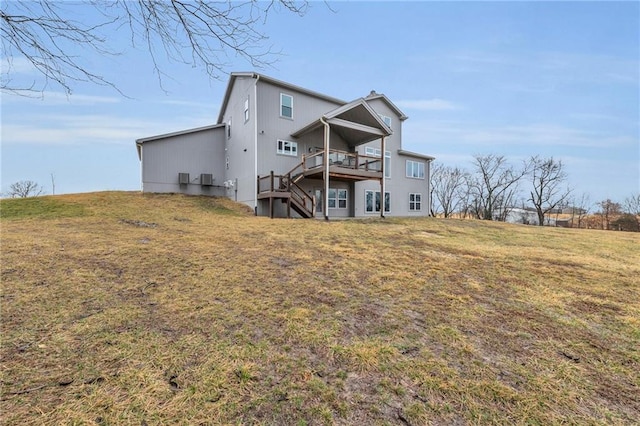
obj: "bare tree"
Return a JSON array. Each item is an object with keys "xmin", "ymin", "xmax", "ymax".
[
  {"xmin": 1, "ymin": 0, "xmax": 309, "ymax": 95},
  {"xmin": 596, "ymin": 199, "xmax": 622, "ymax": 230},
  {"xmin": 570, "ymin": 192, "xmax": 591, "ymax": 228},
  {"xmin": 430, "ymin": 163, "xmax": 469, "ymax": 218},
  {"xmin": 623, "ymin": 193, "xmax": 640, "ymax": 216},
  {"xmin": 526, "ymin": 156, "xmax": 571, "ymax": 226},
  {"xmin": 7, "ymin": 180, "xmax": 45, "ymax": 198},
  {"xmin": 469, "ymin": 154, "xmax": 528, "ymax": 221}
]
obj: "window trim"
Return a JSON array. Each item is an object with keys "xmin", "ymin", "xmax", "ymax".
[
  {"xmin": 365, "ymin": 190, "xmax": 390, "ymax": 214},
  {"xmin": 244, "ymin": 96, "xmax": 250, "ymax": 123},
  {"xmin": 406, "ymin": 160, "xmax": 425, "ymax": 179},
  {"xmin": 277, "ymin": 139, "xmax": 298, "ymax": 157},
  {"xmin": 280, "ymin": 93, "xmax": 293, "ymax": 119},
  {"xmin": 365, "ymin": 147, "xmax": 391, "ymax": 178},
  {"xmin": 328, "ymin": 188, "xmax": 348, "ymax": 209},
  {"xmin": 409, "ymin": 193, "xmax": 422, "ymax": 211},
  {"xmin": 378, "ymin": 113, "xmax": 392, "ymax": 129}
]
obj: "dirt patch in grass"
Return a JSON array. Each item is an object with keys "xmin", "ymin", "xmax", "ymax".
[{"xmin": 1, "ymin": 192, "xmax": 639, "ymax": 425}]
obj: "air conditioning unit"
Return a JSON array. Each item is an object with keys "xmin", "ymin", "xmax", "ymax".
[
  {"xmin": 200, "ymin": 173, "xmax": 213, "ymax": 186},
  {"xmin": 178, "ymin": 173, "xmax": 190, "ymax": 184}
]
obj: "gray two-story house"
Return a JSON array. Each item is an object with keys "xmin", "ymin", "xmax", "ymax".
[{"xmin": 136, "ymin": 72, "xmax": 434, "ymax": 219}]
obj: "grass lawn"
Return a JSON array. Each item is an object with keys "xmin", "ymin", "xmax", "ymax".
[{"xmin": 1, "ymin": 192, "xmax": 639, "ymax": 425}]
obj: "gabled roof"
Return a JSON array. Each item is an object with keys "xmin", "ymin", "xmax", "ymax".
[
  {"xmin": 365, "ymin": 91, "xmax": 408, "ymax": 121},
  {"xmin": 216, "ymin": 72, "xmax": 346, "ymax": 124},
  {"xmin": 291, "ymin": 98, "xmax": 393, "ymax": 146}
]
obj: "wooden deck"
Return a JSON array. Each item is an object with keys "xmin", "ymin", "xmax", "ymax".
[
  {"xmin": 302, "ymin": 164, "xmax": 382, "ymax": 181},
  {"xmin": 256, "ymin": 149, "xmax": 383, "ymax": 219}
]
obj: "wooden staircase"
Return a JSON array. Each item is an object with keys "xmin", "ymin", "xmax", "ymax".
[
  {"xmin": 257, "ymin": 161, "xmax": 315, "ymax": 219},
  {"xmin": 256, "ymin": 149, "xmax": 383, "ymax": 219}
]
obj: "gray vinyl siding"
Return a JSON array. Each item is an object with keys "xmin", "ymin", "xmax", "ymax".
[
  {"xmin": 140, "ymin": 127, "xmax": 226, "ymax": 196},
  {"xmin": 353, "ymin": 99, "xmax": 431, "ymax": 217},
  {"xmin": 220, "ymin": 75, "xmax": 256, "ymax": 206},
  {"xmin": 139, "ymin": 73, "xmax": 433, "ymax": 217},
  {"xmin": 255, "ymin": 80, "xmax": 344, "ymax": 179}
]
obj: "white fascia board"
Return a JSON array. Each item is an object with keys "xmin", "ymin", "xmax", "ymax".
[
  {"xmin": 325, "ymin": 98, "xmax": 393, "ymax": 136},
  {"xmin": 135, "ymin": 124, "xmax": 225, "ymax": 145},
  {"xmin": 365, "ymin": 94, "xmax": 409, "ymax": 121},
  {"xmin": 397, "ymin": 149, "xmax": 435, "ymax": 161},
  {"xmin": 217, "ymin": 72, "xmax": 347, "ymax": 124}
]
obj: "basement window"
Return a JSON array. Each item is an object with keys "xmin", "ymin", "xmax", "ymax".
[
  {"xmin": 409, "ymin": 193, "xmax": 422, "ymax": 211},
  {"xmin": 365, "ymin": 190, "xmax": 390, "ymax": 213},
  {"xmin": 328, "ymin": 188, "xmax": 347, "ymax": 209}
]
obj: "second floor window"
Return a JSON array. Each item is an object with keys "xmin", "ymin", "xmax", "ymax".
[
  {"xmin": 378, "ymin": 113, "xmax": 392, "ymax": 128},
  {"xmin": 406, "ymin": 160, "xmax": 425, "ymax": 179},
  {"xmin": 280, "ymin": 93, "xmax": 293, "ymax": 118},
  {"xmin": 244, "ymin": 97, "xmax": 250, "ymax": 122},
  {"xmin": 277, "ymin": 139, "xmax": 298, "ymax": 156}
]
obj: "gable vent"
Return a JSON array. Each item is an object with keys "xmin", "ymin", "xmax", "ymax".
[
  {"xmin": 200, "ymin": 173, "xmax": 213, "ymax": 186},
  {"xmin": 178, "ymin": 173, "xmax": 190, "ymax": 184}
]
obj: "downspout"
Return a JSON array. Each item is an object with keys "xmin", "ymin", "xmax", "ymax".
[
  {"xmin": 253, "ymin": 74, "xmax": 260, "ymax": 215},
  {"xmin": 138, "ymin": 143, "xmax": 144, "ymax": 192},
  {"xmin": 320, "ymin": 116, "xmax": 330, "ymax": 221},
  {"xmin": 380, "ymin": 135, "xmax": 386, "ymax": 219}
]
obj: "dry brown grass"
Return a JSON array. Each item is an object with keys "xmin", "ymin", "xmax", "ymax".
[{"xmin": 1, "ymin": 192, "xmax": 639, "ymax": 425}]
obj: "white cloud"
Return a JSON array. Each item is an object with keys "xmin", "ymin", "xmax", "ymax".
[
  {"xmin": 396, "ymin": 99, "xmax": 460, "ymax": 111},
  {"xmin": 405, "ymin": 120, "xmax": 636, "ymax": 149},
  {"xmin": 1, "ymin": 56, "xmax": 38, "ymax": 75},
  {"xmin": 1, "ymin": 113, "xmax": 215, "ymax": 146},
  {"xmin": 2, "ymin": 90, "xmax": 121, "ymax": 105}
]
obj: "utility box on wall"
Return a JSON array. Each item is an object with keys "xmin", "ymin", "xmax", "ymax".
[
  {"xmin": 200, "ymin": 173, "xmax": 213, "ymax": 186},
  {"xmin": 178, "ymin": 173, "xmax": 190, "ymax": 184}
]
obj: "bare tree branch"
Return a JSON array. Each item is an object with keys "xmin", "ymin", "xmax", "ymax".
[
  {"xmin": 527, "ymin": 155, "xmax": 572, "ymax": 226},
  {"xmin": 7, "ymin": 180, "xmax": 45, "ymax": 198},
  {"xmin": 430, "ymin": 163, "xmax": 469, "ymax": 218},
  {"xmin": 1, "ymin": 0, "xmax": 310, "ymax": 96},
  {"xmin": 469, "ymin": 154, "xmax": 528, "ymax": 221}
]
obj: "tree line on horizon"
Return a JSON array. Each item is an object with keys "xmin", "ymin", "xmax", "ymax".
[{"xmin": 430, "ymin": 154, "xmax": 640, "ymax": 232}]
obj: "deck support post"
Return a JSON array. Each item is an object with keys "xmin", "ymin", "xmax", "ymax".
[
  {"xmin": 321, "ymin": 117, "xmax": 330, "ymax": 221},
  {"xmin": 380, "ymin": 136, "xmax": 386, "ymax": 219}
]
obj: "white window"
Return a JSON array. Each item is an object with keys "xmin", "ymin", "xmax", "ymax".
[
  {"xmin": 409, "ymin": 193, "xmax": 422, "ymax": 211},
  {"xmin": 227, "ymin": 117, "xmax": 232, "ymax": 139},
  {"xmin": 378, "ymin": 113, "xmax": 392, "ymax": 128},
  {"xmin": 280, "ymin": 93, "xmax": 293, "ymax": 118},
  {"xmin": 328, "ymin": 188, "xmax": 347, "ymax": 209},
  {"xmin": 244, "ymin": 97, "xmax": 250, "ymax": 123},
  {"xmin": 406, "ymin": 160, "xmax": 425, "ymax": 179},
  {"xmin": 277, "ymin": 139, "xmax": 298, "ymax": 156},
  {"xmin": 365, "ymin": 147, "xmax": 391, "ymax": 178},
  {"xmin": 365, "ymin": 190, "xmax": 390, "ymax": 213}
]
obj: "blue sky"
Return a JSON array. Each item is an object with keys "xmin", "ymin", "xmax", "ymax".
[{"xmin": 2, "ymin": 1, "xmax": 638, "ymax": 206}]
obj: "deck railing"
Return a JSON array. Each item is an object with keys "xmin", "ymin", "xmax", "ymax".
[
  {"xmin": 302, "ymin": 149, "xmax": 382, "ymax": 173},
  {"xmin": 257, "ymin": 170, "xmax": 315, "ymax": 217}
]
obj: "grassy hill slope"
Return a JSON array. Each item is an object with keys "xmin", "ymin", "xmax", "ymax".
[{"xmin": 1, "ymin": 192, "xmax": 639, "ymax": 425}]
